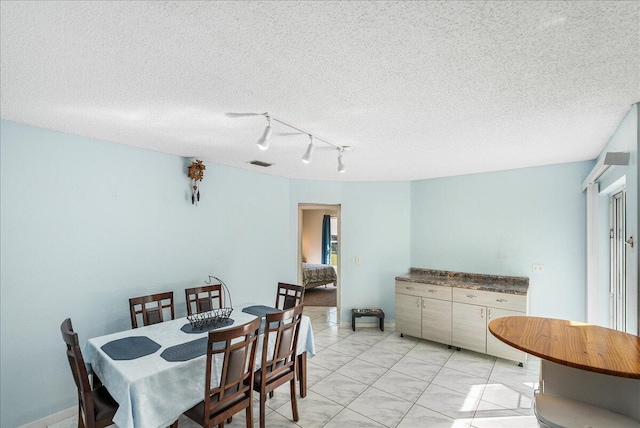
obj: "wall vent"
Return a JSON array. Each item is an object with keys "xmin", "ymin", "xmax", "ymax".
[{"xmin": 249, "ymin": 160, "xmax": 273, "ymax": 167}]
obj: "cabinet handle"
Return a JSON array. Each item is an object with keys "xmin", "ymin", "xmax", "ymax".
[
  {"xmin": 428, "ymin": 289, "xmax": 438, "ymax": 293},
  {"xmin": 416, "ymin": 298, "xmax": 421, "ymax": 307},
  {"xmin": 467, "ymin": 294, "xmax": 477, "ymax": 299},
  {"xmin": 406, "ymin": 286, "xmax": 415, "ymax": 291},
  {"xmin": 488, "ymin": 308, "xmax": 492, "ymax": 319},
  {"xmin": 480, "ymin": 308, "xmax": 484, "ymax": 318},
  {"xmin": 422, "ymin": 299, "xmax": 426, "ymax": 308},
  {"xmin": 496, "ymin": 298, "xmax": 508, "ymax": 303}
]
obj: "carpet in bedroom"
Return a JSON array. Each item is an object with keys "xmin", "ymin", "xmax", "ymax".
[{"xmin": 304, "ymin": 286, "xmax": 337, "ymax": 307}]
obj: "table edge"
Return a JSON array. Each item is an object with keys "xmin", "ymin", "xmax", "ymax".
[{"xmin": 488, "ymin": 317, "xmax": 640, "ymax": 379}]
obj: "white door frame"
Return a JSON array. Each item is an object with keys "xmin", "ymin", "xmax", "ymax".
[
  {"xmin": 298, "ymin": 203, "xmax": 341, "ymax": 311},
  {"xmin": 609, "ymin": 189, "xmax": 627, "ymax": 331}
]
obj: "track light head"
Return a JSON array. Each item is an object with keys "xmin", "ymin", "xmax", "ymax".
[
  {"xmin": 236, "ymin": 112, "xmax": 350, "ymax": 173},
  {"xmin": 302, "ymin": 135, "xmax": 314, "ymax": 164},
  {"xmin": 337, "ymin": 148, "xmax": 346, "ymax": 173},
  {"xmin": 256, "ymin": 115, "xmax": 272, "ymax": 151}
]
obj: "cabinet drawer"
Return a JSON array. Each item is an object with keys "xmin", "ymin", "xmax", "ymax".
[
  {"xmin": 395, "ymin": 281, "xmax": 452, "ymax": 301},
  {"xmin": 452, "ymin": 288, "xmax": 526, "ymax": 312}
]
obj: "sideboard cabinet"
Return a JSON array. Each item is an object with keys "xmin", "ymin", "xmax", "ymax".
[
  {"xmin": 395, "ymin": 280, "xmax": 452, "ymax": 344},
  {"xmin": 395, "ymin": 268, "xmax": 529, "ymax": 364},
  {"xmin": 451, "ymin": 288, "xmax": 527, "ymax": 363}
]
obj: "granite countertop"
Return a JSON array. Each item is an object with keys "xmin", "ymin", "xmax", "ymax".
[{"xmin": 396, "ymin": 268, "xmax": 529, "ymax": 295}]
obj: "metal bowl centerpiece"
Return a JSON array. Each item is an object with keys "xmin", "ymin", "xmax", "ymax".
[{"xmin": 187, "ymin": 276, "xmax": 233, "ymax": 330}]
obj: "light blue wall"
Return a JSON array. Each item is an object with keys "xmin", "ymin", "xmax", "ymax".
[
  {"xmin": 410, "ymin": 162, "xmax": 593, "ymax": 321},
  {"xmin": 0, "ymin": 118, "xmax": 603, "ymax": 427},
  {"xmin": 289, "ymin": 180, "xmax": 412, "ymax": 323},
  {"xmin": 0, "ymin": 121, "xmax": 292, "ymax": 427},
  {"xmin": 0, "ymin": 121, "xmax": 411, "ymax": 427},
  {"xmin": 339, "ymin": 182, "xmax": 411, "ymax": 322},
  {"xmin": 595, "ymin": 104, "xmax": 638, "ymax": 334}
]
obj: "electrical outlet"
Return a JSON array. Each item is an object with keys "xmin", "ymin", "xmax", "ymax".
[{"xmin": 532, "ymin": 263, "xmax": 545, "ymax": 274}]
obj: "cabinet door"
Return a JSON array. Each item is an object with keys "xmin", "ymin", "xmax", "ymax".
[
  {"xmin": 486, "ymin": 307, "xmax": 527, "ymax": 363},
  {"xmin": 421, "ymin": 298, "xmax": 452, "ymax": 344},
  {"xmin": 395, "ymin": 293, "xmax": 422, "ymax": 338},
  {"xmin": 452, "ymin": 302, "xmax": 486, "ymax": 353}
]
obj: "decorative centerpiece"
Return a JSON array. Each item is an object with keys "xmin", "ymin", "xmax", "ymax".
[
  {"xmin": 186, "ymin": 308, "xmax": 233, "ymax": 329},
  {"xmin": 186, "ymin": 276, "xmax": 233, "ymax": 330}
]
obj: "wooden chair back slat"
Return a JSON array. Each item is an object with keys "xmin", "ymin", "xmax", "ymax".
[
  {"xmin": 254, "ymin": 304, "xmax": 304, "ymax": 427},
  {"xmin": 184, "ymin": 317, "xmax": 262, "ymax": 427},
  {"xmin": 61, "ymin": 319, "xmax": 95, "ymax": 426},
  {"xmin": 275, "ymin": 282, "xmax": 305, "ymax": 310},
  {"xmin": 185, "ymin": 284, "xmax": 223, "ymax": 316},
  {"xmin": 129, "ymin": 291, "xmax": 175, "ymax": 329},
  {"xmin": 60, "ymin": 318, "xmax": 118, "ymax": 428}
]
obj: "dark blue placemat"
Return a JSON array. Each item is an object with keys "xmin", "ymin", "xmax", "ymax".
[
  {"xmin": 160, "ymin": 338, "xmax": 224, "ymax": 362},
  {"xmin": 101, "ymin": 336, "xmax": 161, "ymax": 360},
  {"xmin": 180, "ymin": 318, "xmax": 235, "ymax": 334},
  {"xmin": 242, "ymin": 305, "xmax": 281, "ymax": 318},
  {"xmin": 242, "ymin": 306, "xmax": 283, "ymax": 334}
]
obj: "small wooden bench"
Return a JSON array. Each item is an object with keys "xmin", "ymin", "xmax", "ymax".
[{"xmin": 351, "ymin": 308, "xmax": 385, "ymax": 331}]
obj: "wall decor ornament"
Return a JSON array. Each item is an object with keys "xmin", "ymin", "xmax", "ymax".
[{"xmin": 187, "ymin": 159, "xmax": 206, "ymax": 205}]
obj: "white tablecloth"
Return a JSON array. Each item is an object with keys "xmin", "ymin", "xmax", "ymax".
[{"xmin": 84, "ymin": 306, "xmax": 315, "ymax": 428}]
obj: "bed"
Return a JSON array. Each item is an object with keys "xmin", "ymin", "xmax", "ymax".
[{"xmin": 302, "ymin": 263, "xmax": 337, "ymax": 289}]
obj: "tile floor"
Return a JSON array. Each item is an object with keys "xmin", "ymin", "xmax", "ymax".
[{"xmin": 51, "ymin": 306, "xmax": 541, "ymax": 428}]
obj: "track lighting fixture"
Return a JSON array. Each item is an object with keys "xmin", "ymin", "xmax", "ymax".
[
  {"xmin": 256, "ymin": 115, "xmax": 272, "ymax": 151},
  {"xmin": 337, "ymin": 148, "xmax": 346, "ymax": 173},
  {"xmin": 301, "ymin": 135, "xmax": 314, "ymax": 164},
  {"xmin": 228, "ymin": 111, "xmax": 352, "ymax": 173}
]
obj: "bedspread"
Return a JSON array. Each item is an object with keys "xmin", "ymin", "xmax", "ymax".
[{"xmin": 302, "ymin": 263, "xmax": 337, "ymax": 287}]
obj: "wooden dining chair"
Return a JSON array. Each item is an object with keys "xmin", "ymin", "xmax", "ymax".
[
  {"xmin": 183, "ymin": 316, "xmax": 262, "ymax": 428},
  {"xmin": 129, "ymin": 291, "xmax": 175, "ymax": 329},
  {"xmin": 60, "ymin": 318, "xmax": 119, "ymax": 428},
  {"xmin": 185, "ymin": 284, "xmax": 223, "ymax": 316},
  {"xmin": 275, "ymin": 282, "xmax": 305, "ymax": 310},
  {"xmin": 253, "ymin": 304, "xmax": 304, "ymax": 428}
]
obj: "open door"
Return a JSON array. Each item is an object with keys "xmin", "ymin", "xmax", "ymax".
[{"xmin": 298, "ymin": 204, "xmax": 341, "ymax": 311}]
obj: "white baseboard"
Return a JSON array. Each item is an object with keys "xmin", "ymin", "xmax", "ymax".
[{"xmin": 18, "ymin": 407, "xmax": 75, "ymax": 428}]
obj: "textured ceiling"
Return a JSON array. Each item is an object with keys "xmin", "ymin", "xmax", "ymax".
[{"xmin": 1, "ymin": 1, "xmax": 639, "ymax": 181}]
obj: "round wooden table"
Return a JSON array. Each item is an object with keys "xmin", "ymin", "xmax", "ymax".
[
  {"xmin": 488, "ymin": 316, "xmax": 640, "ymax": 379},
  {"xmin": 489, "ymin": 316, "xmax": 640, "ymax": 424}
]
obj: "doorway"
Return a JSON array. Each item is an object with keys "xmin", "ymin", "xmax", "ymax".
[{"xmin": 298, "ymin": 204, "xmax": 341, "ymax": 311}]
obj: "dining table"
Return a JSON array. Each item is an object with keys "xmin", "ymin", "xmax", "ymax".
[
  {"xmin": 489, "ymin": 316, "xmax": 640, "ymax": 424},
  {"xmin": 83, "ymin": 304, "xmax": 316, "ymax": 428}
]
